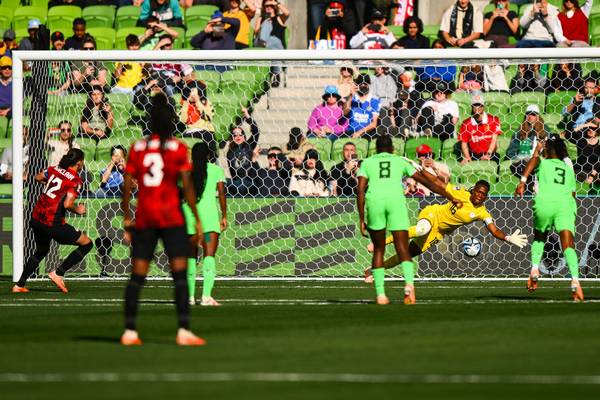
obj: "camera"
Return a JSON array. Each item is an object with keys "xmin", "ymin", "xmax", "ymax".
[
  {"xmin": 329, "ymin": 8, "xmax": 341, "ymax": 17},
  {"xmin": 367, "ymin": 23, "xmax": 381, "ymax": 32},
  {"xmin": 212, "ymin": 22, "xmax": 225, "ymax": 38}
]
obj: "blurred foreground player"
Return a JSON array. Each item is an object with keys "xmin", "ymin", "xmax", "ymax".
[
  {"xmin": 13, "ymin": 149, "xmax": 93, "ymax": 293},
  {"xmin": 121, "ymin": 93, "xmax": 205, "ymax": 346}
]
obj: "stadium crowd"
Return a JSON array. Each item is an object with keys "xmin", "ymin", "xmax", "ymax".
[{"xmin": 0, "ymin": 0, "xmax": 599, "ymax": 197}]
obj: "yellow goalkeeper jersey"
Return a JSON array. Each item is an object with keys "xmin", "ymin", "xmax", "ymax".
[{"xmin": 430, "ymin": 183, "xmax": 493, "ymax": 234}]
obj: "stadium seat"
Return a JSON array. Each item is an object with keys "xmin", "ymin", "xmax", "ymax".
[
  {"xmin": 455, "ymin": 160, "xmax": 499, "ymax": 187},
  {"xmin": 542, "ymin": 113, "xmax": 562, "ymax": 133},
  {"xmin": 385, "ymin": 25, "xmax": 403, "ymax": 38},
  {"xmin": 322, "ymin": 159, "xmax": 337, "ymax": 173},
  {"xmin": 195, "ymin": 70, "xmax": 221, "ymax": 95},
  {"xmin": 0, "ymin": 7, "xmax": 13, "ymax": 34},
  {"xmin": 86, "ymin": 27, "xmax": 115, "ymax": 50},
  {"xmin": 331, "ymin": 138, "xmax": 369, "ymax": 160},
  {"xmin": 106, "ymin": 92, "xmax": 132, "ymax": 127},
  {"xmin": 0, "ymin": 138, "xmax": 10, "ymax": 156},
  {"xmin": 30, "ymin": 0, "xmax": 49, "ymax": 9},
  {"xmin": 306, "ymin": 137, "xmax": 333, "ymax": 161},
  {"xmin": 115, "ymin": 5, "xmax": 141, "ymax": 30},
  {"xmin": 77, "ymin": 137, "xmax": 98, "ymax": 162},
  {"xmin": 364, "ymin": 137, "xmax": 403, "ymax": 156},
  {"xmin": 47, "ymin": 5, "xmax": 82, "ymax": 33},
  {"xmin": 115, "ymin": 27, "xmax": 145, "ymax": 49},
  {"xmin": 12, "ymin": 7, "xmax": 47, "ymax": 32},
  {"xmin": 422, "ymin": 24, "xmax": 439, "ymax": 42},
  {"xmin": 96, "ymin": 136, "xmax": 136, "ymax": 163},
  {"xmin": 441, "ymin": 138, "xmax": 458, "ymax": 161},
  {"xmin": 170, "ymin": 26, "xmax": 186, "ymax": 49},
  {"xmin": 1, "ymin": 0, "xmax": 20, "ymax": 8},
  {"xmin": 495, "ymin": 135, "xmax": 511, "ymax": 161},
  {"xmin": 545, "ymin": 91, "xmax": 576, "ymax": 114},
  {"xmin": 221, "ymin": 69, "xmax": 264, "ymax": 93},
  {"xmin": 0, "ymin": 183, "xmax": 11, "ymax": 197},
  {"xmin": 211, "ymin": 92, "xmax": 244, "ymax": 108},
  {"xmin": 212, "ymin": 103, "xmax": 241, "ymax": 142},
  {"xmin": 82, "ymin": 5, "xmax": 116, "ymax": 29},
  {"xmin": 404, "ymin": 137, "xmax": 442, "ymax": 160},
  {"xmin": 185, "ymin": 5, "xmax": 216, "ymax": 31},
  {"xmin": 566, "ymin": 140, "xmax": 578, "ymax": 160},
  {"xmin": 0, "ymin": 116, "xmax": 9, "ymax": 139}
]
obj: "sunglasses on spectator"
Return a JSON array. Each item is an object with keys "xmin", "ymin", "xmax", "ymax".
[
  {"xmin": 232, "ymin": 132, "xmax": 244, "ymax": 137},
  {"xmin": 83, "ymin": 46, "xmax": 95, "ymax": 50},
  {"xmin": 0, "ymin": 66, "xmax": 11, "ymax": 70},
  {"xmin": 267, "ymin": 153, "xmax": 278, "ymax": 158},
  {"xmin": 60, "ymin": 128, "xmax": 72, "ymax": 132},
  {"xmin": 418, "ymin": 153, "xmax": 433, "ymax": 158},
  {"xmin": 472, "ymin": 103, "xmax": 484, "ymax": 107}
]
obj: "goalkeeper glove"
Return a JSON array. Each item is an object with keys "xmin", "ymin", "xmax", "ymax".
[{"xmin": 505, "ymin": 229, "xmax": 527, "ymax": 248}]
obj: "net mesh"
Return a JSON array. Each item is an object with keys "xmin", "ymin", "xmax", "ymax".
[{"xmin": 13, "ymin": 56, "xmax": 600, "ymax": 279}]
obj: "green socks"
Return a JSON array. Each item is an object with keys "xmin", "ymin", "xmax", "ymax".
[
  {"xmin": 202, "ymin": 256, "xmax": 216, "ymax": 298},
  {"xmin": 564, "ymin": 247, "xmax": 579, "ymax": 279},
  {"xmin": 401, "ymin": 261, "xmax": 415, "ymax": 285},
  {"xmin": 531, "ymin": 240, "xmax": 544, "ymax": 270},
  {"xmin": 372, "ymin": 268, "xmax": 385, "ymax": 296},
  {"xmin": 187, "ymin": 258, "xmax": 197, "ymax": 299}
]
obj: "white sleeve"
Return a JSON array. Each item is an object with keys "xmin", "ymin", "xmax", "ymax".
[
  {"xmin": 582, "ymin": 0, "xmax": 594, "ymax": 17},
  {"xmin": 450, "ymin": 101, "xmax": 459, "ymax": 118},
  {"xmin": 519, "ymin": 5, "xmax": 534, "ymax": 27},
  {"xmin": 439, "ymin": 8, "xmax": 452, "ymax": 33},
  {"xmin": 349, "ymin": 31, "xmax": 367, "ymax": 49},
  {"xmin": 552, "ymin": 15, "xmax": 567, "ymax": 42},
  {"xmin": 473, "ymin": 9, "xmax": 484, "ymax": 33}
]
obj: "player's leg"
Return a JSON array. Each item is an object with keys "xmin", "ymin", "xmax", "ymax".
[
  {"xmin": 528, "ymin": 229, "xmax": 547, "ymax": 292},
  {"xmin": 182, "ymin": 204, "xmax": 198, "ymax": 305},
  {"xmin": 13, "ymin": 221, "xmax": 51, "ymax": 292},
  {"xmin": 555, "ymin": 207, "xmax": 583, "ymax": 301},
  {"xmin": 368, "ymin": 227, "xmax": 389, "ymax": 305},
  {"xmin": 163, "ymin": 226, "xmax": 206, "ymax": 346},
  {"xmin": 200, "ymin": 232, "xmax": 221, "ymax": 306},
  {"xmin": 50, "ymin": 229, "xmax": 94, "ymax": 293},
  {"xmin": 390, "ymin": 230, "xmax": 417, "ymax": 305}
]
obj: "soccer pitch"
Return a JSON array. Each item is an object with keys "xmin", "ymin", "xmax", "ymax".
[{"xmin": 1, "ymin": 279, "xmax": 600, "ymax": 399}]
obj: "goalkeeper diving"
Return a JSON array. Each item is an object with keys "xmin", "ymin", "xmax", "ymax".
[{"xmin": 365, "ymin": 179, "xmax": 529, "ymax": 282}]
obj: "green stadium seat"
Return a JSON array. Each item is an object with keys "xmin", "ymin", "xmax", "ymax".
[
  {"xmin": 322, "ymin": 159, "xmax": 337, "ymax": 173},
  {"xmin": 12, "ymin": 7, "xmax": 47, "ymax": 32},
  {"xmin": 404, "ymin": 137, "xmax": 442, "ymax": 160},
  {"xmin": 106, "ymin": 92, "xmax": 132, "ymax": 126},
  {"xmin": 495, "ymin": 134, "xmax": 512, "ymax": 161},
  {"xmin": 195, "ymin": 70, "xmax": 221, "ymax": 95},
  {"xmin": 115, "ymin": 27, "xmax": 145, "ymax": 49},
  {"xmin": 86, "ymin": 27, "xmax": 115, "ymax": 50},
  {"xmin": 96, "ymin": 136, "xmax": 136, "ymax": 162},
  {"xmin": 212, "ymin": 103, "xmax": 241, "ymax": 142},
  {"xmin": 545, "ymin": 91, "xmax": 576, "ymax": 114},
  {"xmin": 185, "ymin": 28, "xmax": 199, "ymax": 48},
  {"xmin": 441, "ymin": 138, "xmax": 458, "ymax": 161},
  {"xmin": 0, "ymin": 7, "xmax": 13, "ymax": 33},
  {"xmin": 0, "ymin": 183, "xmax": 11, "ymax": 197},
  {"xmin": 455, "ymin": 160, "xmax": 499, "ymax": 186},
  {"xmin": 0, "ymin": 138, "xmax": 10, "ymax": 155},
  {"xmin": 566, "ymin": 140, "xmax": 578, "ymax": 160},
  {"xmin": 171, "ymin": 26, "xmax": 186, "ymax": 49},
  {"xmin": 0, "ymin": 116, "xmax": 9, "ymax": 139},
  {"xmin": 580, "ymin": 61, "xmax": 597, "ymax": 78},
  {"xmin": 542, "ymin": 113, "xmax": 562, "ymax": 133},
  {"xmin": 385, "ymin": 25, "xmax": 403, "ymax": 38},
  {"xmin": 221, "ymin": 69, "xmax": 264, "ymax": 92},
  {"xmin": 331, "ymin": 138, "xmax": 369, "ymax": 160},
  {"xmin": 30, "ymin": 0, "xmax": 49, "ymax": 9},
  {"xmin": 422, "ymin": 24, "xmax": 439, "ymax": 42},
  {"xmin": 1, "ymin": 0, "xmax": 21, "ymax": 8},
  {"xmin": 509, "ymin": 92, "xmax": 547, "ymax": 131},
  {"xmin": 82, "ymin": 5, "xmax": 116, "ymax": 29},
  {"xmin": 115, "ymin": 5, "xmax": 141, "ymax": 30},
  {"xmin": 306, "ymin": 137, "xmax": 333, "ymax": 161},
  {"xmin": 211, "ymin": 92, "xmax": 244, "ymax": 107},
  {"xmin": 185, "ymin": 5, "xmax": 216, "ymax": 31},
  {"xmin": 47, "ymin": 5, "xmax": 82, "ymax": 33},
  {"xmin": 77, "ymin": 137, "xmax": 98, "ymax": 162},
  {"xmin": 219, "ymin": 82, "xmax": 255, "ymax": 107}
]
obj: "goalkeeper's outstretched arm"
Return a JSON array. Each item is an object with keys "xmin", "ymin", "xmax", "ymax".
[
  {"xmin": 486, "ymin": 223, "xmax": 528, "ymax": 249},
  {"xmin": 411, "ymin": 169, "xmax": 462, "ymax": 209}
]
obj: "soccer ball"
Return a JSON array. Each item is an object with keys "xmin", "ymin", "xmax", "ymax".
[{"xmin": 462, "ymin": 237, "xmax": 482, "ymax": 258}]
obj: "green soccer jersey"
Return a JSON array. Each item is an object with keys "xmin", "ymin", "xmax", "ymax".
[
  {"xmin": 184, "ymin": 163, "xmax": 225, "ymax": 234},
  {"xmin": 535, "ymin": 158, "xmax": 576, "ymax": 203},
  {"xmin": 357, "ymin": 153, "xmax": 416, "ymax": 199},
  {"xmin": 199, "ymin": 163, "xmax": 225, "ymax": 208}
]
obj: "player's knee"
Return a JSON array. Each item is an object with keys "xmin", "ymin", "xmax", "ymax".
[
  {"xmin": 79, "ymin": 241, "xmax": 93, "ymax": 255},
  {"xmin": 415, "ymin": 219, "xmax": 432, "ymax": 237}
]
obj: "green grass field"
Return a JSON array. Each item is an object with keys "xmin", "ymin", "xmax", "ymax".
[{"xmin": 1, "ymin": 278, "xmax": 600, "ymax": 399}]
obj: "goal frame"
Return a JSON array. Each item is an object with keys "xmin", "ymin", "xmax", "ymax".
[{"xmin": 11, "ymin": 47, "xmax": 600, "ymax": 282}]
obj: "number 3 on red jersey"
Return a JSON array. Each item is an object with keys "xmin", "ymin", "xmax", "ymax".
[{"xmin": 143, "ymin": 153, "xmax": 164, "ymax": 187}]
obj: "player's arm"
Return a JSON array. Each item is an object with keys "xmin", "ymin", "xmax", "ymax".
[
  {"xmin": 357, "ymin": 176, "xmax": 368, "ymax": 237},
  {"xmin": 35, "ymin": 170, "xmax": 48, "ymax": 184},
  {"xmin": 181, "ymin": 170, "xmax": 204, "ymax": 243},
  {"xmin": 217, "ymin": 181, "xmax": 227, "ymax": 231},
  {"xmin": 515, "ymin": 139, "xmax": 544, "ymax": 197},
  {"xmin": 63, "ymin": 191, "xmax": 85, "ymax": 215},
  {"xmin": 411, "ymin": 169, "xmax": 462, "ymax": 208},
  {"xmin": 485, "ymin": 220, "xmax": 527, "ymax": 248}
]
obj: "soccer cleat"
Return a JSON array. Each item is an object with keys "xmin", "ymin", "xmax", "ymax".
[
  {"xmin": 12, "ymin": 285, "xmax": 29, "ymax": 293},
  {"xmin": 404, "ymin": 284, "xmax": 416, "ymax": 305},
  {"xmin": 176, "ymin": 329, "xmax": 206, "ymax": 346},
  {"xmin": 189, "ymin": 296, "xmax": 196, "ymax": 306},
  {"xmin": 121, "ymin": 329, "xmax": 142, "ymax": 346},
  {"xmin": 527, "ymin": 268, "xmax": 540, "ymax": 293},
  {"xmin": 571, "ymin": 280, "xmax": 584, "ymax": 302},
  {"xmin": 200, "ymin": 296, "xmax": 221, "ymax": 306},
  {"xmin": 376, "ymin": 294, "xmax": 390, "ymax": 305},
  {"xmin": 48, "ymin": 271, "xmax": 68, "ymax": 293},
  {"xmin": 364, "ymin": 268, "xmax": 374, "ymax": 284}
]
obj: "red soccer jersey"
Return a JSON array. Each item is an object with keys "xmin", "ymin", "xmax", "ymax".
[
  {"xmin": 32, "ymin": 166, "xmax": 82, "ymax": 226},
  {"xmin": 125, "ymin": 135, "xmax": 192, "ymax": 229},
  {"xmin": 458, "ymin": 113, "xmax": 502, "ymax": 154}
]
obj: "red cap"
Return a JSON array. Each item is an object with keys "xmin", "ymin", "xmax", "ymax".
[
  {"xmin": 416, "ymin": 144, "xmax": 433, "ymax": 156},
  {"xmin": 329, "ymin": 1, "xmax": 345, "ymax": 9}
]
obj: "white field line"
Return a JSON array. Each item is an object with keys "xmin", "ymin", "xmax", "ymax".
[
  {"xmin": 22, "ymin": 277, "xmax": 600, "ymax": 282},
  {"xmin": 1, "ymin": 372, "xmax": 600, "ymax": 385}
]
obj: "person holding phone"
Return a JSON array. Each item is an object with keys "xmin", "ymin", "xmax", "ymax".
[
  {"xmin": 558, "ymin": 0, "xmax": 594, "ymax": 48},
  {"xmin": 349, "ymin": 10, "xmax": 395, "ymax": 49},
  {"xmin": 330, "ymin": 142, "xmax": 359, "ymax": 197},
  {"xmin": 517, "ymin": 0, "xmax": 568, "ymax": 48},
  {"xmin": 563, "ymin": 76, "xmax": 598, "ymax": 130},
  {"xmin": 483, "ymin": 0, "xmax": 519, "ymax": 47},
  {"xmin": 79, "ymin": 85, "xmax": 114, "ymax": 140}
]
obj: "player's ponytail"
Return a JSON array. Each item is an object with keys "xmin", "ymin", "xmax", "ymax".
[
  {"xmin": 546, "ymin": 134, "xmax": 569, "ymax": 161},
  {"xmin": 58, "ymin": 148, "xmax": 85, "ymax": 170},
  {"xmin": 191, "ymin": 142, "xmax": 209, "ymax": 200},
  {"xmin": 150, "ymin": 92, "xmax": 176, "ymax": 149}
]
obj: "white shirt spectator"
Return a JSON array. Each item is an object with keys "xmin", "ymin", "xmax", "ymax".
[
  {"xmin": 421, "ymin": 98, "xmax": 459, "ymax": 125},
  {"xmin": 371, "ymin": 71, "xmax": 397, "ymax": 108},
  {"xmin": 349, "ymin": 29, "xmax": 396, "ymax": 49},
  {"xmin": 440, "ymin": 3, "xmax": 484, "ymax": 39},
  {"xmin": 520, "ymin": 3, "xmax": 566, "ymax": 43}
]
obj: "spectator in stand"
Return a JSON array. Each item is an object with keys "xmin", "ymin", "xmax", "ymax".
[
  {"xmin": 349, "ymin": 10, "xmax": 396, "ymax": 49},
  {"xmin": 139, "ymin": 0, "xmax": 184, "ymax": 27},
  {"xmin": 139, "ymin": 16, "xmax": 181, "ymax": 50},
  {"xmin": 337, "ymin": 66, "xmax": 355, "ymax": 98},
  {"xmin": 18, "ymin": 19, "xmax": 40, "ymax": 51},
  {"xmin": 255, "ymin": 1, "xmax": 290, "ymax": 87},
  {"xmin": 440, "ymin": 0, "xmax": 484, "ymax": 48},
  {"xmin": 459, "ymin": 93, "xmax": 502, "ymax": 164},
  {"xmin": 191, "ymin": 10, "xmax": 240, "ymax": 51},
  {"xmin": 483, "ymin": 64, "xmax": 510, "ymax": 92},
  {"xmin": 404, "ymin": 144, "xmax": 451, "ymax": 197},
  {"xmin": 112, "ymin": 35, "xmax": 143, "ymax": 96},
  {"xmin": 150, "ymin": 35, "xmax": 185, "ymax": 95},
  {"xmin": 330, "ymin": 142, "xmax": 359, "ymax": 196},
  {"xmin": 71, "ymin": 38, "xmax": 109, "ymax": 94},
  {"xmin": 562, "ymin": 76, "xmax": 598, "ymax": 130},
  {"xmin": 0, "ymin": 57, "xmax": 12, "ymax": 119},
  {"xmin": 308, "ymin": 0, "xmax": 331, "ymax": 38},
  {"xmin": 185, "ymin": 0, "xmax": 228, "ymax": 9},
  {"xmin": 483, "ymin": 0, "xmax": 519, "ymax": 47},
  {"xmin": 223, "ymin": 0, "xmax": 257, "ymax": 49},
  {"xmin": 391, "ymin": 16, "xmax": 429, "ymax": 49},
  {"xmin": 344, "ymin": 73, "xmax": 380, "ymax": 140},
  {"xmin": 517, "ymin": 0, "xmax": 568, "ymax": 47},
  {"xmin": 417, "ymin": 81, "xmax": 458, "ymax": 141},
  {"xmin": 289, "ymin": 149, "xmax": 330, "ymax": 197},
  {"xmin": 226, "ymin": 106, "xmax": 260, "ymax": 196},
  {"xmin": 64, "ymin": 18, "xmax": 88, "ymax": 51},
  {"xmin": 565, "ymin": 118, "xmax": 600, "ymax": 184},
  {"xmin": 49, "ymin": 0, "xmax": 84, "ymax": 8},
  {"xmin": 0, "ymin": 127, "xmax": 27, "ymax": 183},
  {"xmin": 548, "ymin": 63, "xmax": 583, "ymax": 93},
  {"xmin": 388, "ymin": 90, "xmax": 415, "ymax": 138},
  {"xmin": 132, "ymin": 65, "xmax": 177, "ymax": 134},
  {"xmin": 371, "ymin": 65, "xmax": 397, "ymax": 130},
  {"xmin": 284, "ymin": 127, "xmax": 316, "ymax": 168},
  {"xmin": 179, "ymin": 87, "xmax": 216, "ymax": 151},
  {"xmin": 250, "ymin": 145, "xmax": 294, "ymax": 197},
  {"xmin": 415, "ymin": 40, "xmax": 457, "ymax": 93},
  {"xmin": 118, "ymin": 0, "xmax": 143, "ymax": 5},
  {"xmin": 307, "ymin": 85, "xmax": 348, "ymax": 140},
  {"xmin": 313, "ymin": 1, "xmax": 351, "ymax": 49},
  {"xmin": 510, "ymin": 64, "xmax": 547, "ymax": 94},
  {"xmin": 0, "ymin": 30, "xmax": 17, "ymax": 59},
  {"xmin": 48, "ymin": 121, "xmax": 80, "ymax": 167},
  {"xmin": 79, "ymin": 85, "xmax": 114, "ymax": 140},
  {"xmin": 458, "ymin": 65, "xmax": 484, "ymax": 92},
  {"xmin": 48, "ymin": 32, "xmax": 75, "ymax": 96},
  {"xmin": 558, "ymin": 0, "xmax": 593, "ymax": 47},
  {"xmin": 96, "ymin": 145, "xmax": 126, "ymax": 198}
]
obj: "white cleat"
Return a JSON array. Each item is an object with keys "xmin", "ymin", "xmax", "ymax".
[
  {"xmin": 189, "ymin": 296, "xmax": 196, "ymax": 306},
  {"xmin": 200, "ymin": 296, "xmax": 221, "ymax": 306}
]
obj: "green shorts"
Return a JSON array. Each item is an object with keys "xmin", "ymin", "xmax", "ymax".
[
  {"xmin": 533, "ymin": 200, "xmax": 576, "ymax": 234},
  {"xmin": 366, "ymin": 196, "xmax": 410, "ymax": 231},
  {"xmin": 183, "ymin": 201, "xmax": 221, "ymax": 235}
]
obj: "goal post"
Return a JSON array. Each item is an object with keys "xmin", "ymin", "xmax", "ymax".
[{"xmin": 10, "ymin": 48, "xmax": 600, "ymax": 281}]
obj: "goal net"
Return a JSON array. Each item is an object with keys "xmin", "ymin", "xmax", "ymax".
[{"xmin": 9, "ymin": 49, "xmax": 600, "ymax": 280}]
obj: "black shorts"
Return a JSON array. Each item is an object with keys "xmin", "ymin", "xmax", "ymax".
[
  {"xmin": 30, "ymin": 219, "xmax": 81, "ymax": 246},
  {"xmin": 131, "ymin": 225, "xmax": 192, "ymax": 261}
]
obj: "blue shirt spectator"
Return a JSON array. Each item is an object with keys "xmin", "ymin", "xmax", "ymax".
[
  {"xmin": 563, "ymin": 78, "xmax": 598, "ymax": 129},
  {"xmin": 139, "ymin": 0, "xmax": 183, "ymax": 27},
  {"xmin": 96, "ymin": 145, "xmax": 126, "ymax": 197},
  {"xmin": 343, "ymin": 74, "xmax": 381, "ymax": 140}
]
